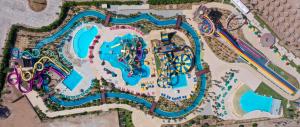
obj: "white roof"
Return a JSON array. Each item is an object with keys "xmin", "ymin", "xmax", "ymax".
[{"xmin": 232, "ymin": 0, "xmax": 250, "ymax": 14}]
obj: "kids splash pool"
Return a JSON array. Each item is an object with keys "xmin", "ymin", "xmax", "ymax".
[
  {"xmin": 99, "ymin": 33, "xmax": 150, "ymax": 85},
  {"xmin": 63, "ymin": 70, "xmax": 83, "ymax": 91}
]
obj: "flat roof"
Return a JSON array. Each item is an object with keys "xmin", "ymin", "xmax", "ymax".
[{"xmin": 232, "ymin": 0, "xmax": 250, "ymax": 14}]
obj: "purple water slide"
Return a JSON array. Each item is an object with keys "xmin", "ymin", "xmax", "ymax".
[
  {"xmin": 7, "ymin": 66, "xmax": 66, "ymax": 93},
  {"xmin": 49, "ymin": 67, "xmax": 65, "ymax": 78}
]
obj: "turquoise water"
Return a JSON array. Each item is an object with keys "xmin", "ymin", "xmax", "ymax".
[
  {"xmin": 240, "ymin": 90, "xmax": 273, "ymax": 113},
  {"xmin": 63, "ymin": 70, "xmax": 83, "ymax": 91},
  {"xmin": 38, "ymin": 10, "xmax": 206, "ymax": 118},
  {"xmin": 171, "ymin": 74, "xmax": 187, "ymax": 89},
  {"xmin": 73, "ymin": 26, "xmax": 98, "ymax": 58},
  {"xmin": 100, "ymin": 34, "xmax": 150, "ymax": 85}
]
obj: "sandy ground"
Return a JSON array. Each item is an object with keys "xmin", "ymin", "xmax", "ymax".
[
  {"xmin": 0, "ymin": 95, "xmax": 119, "ymax": 127},
  {"xmin": 28, "ymin": 0, "xmax": 47, "ymax": 12},
  {"xmin": 46, "ymin": 111, "xmax": 119, "ymax": 127},
  {"xmin": 0, "ymin": 0, "xmax": 61, "ymax": 55},
  {"xmin": 0, "ymin": 97, "xmax": 42, "ymax": 127}
]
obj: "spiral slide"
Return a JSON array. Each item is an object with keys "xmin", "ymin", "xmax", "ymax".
[
  {"xmin": 7, "ymin": 66, "xmax": 66, "ymax": 93},
  {"xmin": 20, "ymin": 56, "xmax": 70, "ymax": 82}
]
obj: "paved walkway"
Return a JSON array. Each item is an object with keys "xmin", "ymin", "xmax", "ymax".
[
  {"xmin": 0, "ymin": 0, "xmax": 61, "ymax": 55},
  {"xmin": 242, "ymin": 26, "xmax": 300, "ymax": 88},
  {"xmin": 204, "ymin": 2, "xmax": 300, "ymax": 100}
]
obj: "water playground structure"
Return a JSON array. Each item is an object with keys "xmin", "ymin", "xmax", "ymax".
[
  {"xmin": 100, "ymin": 33, "xmax": 150, "ymax": 85},
  {"xmin": 117, "ymin": 35, "xmax": 148, "ymax": 77},
  {"xmin": 155, "ymin": 32, "xmax": 195, "ymax": 89},
  {"xmin": 7, "ymin": 49, "xmax": 69, "ymax": 93},
  {"xmin": 6, "ymin": 10, "xmax": 208, "ymax": 119}
]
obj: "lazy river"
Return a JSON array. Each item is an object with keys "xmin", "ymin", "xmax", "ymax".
[{"xmin": 37, "ymin": 10, "xmax": 206, "ymax": 118}]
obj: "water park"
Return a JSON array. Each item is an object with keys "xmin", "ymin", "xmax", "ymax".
[
  {"xmin": 6, "ymin": 8, "xmax": 208, "ymax": 119},
  {"xmin": 3, "ymin": 2, "xmax": 300, "ymax": 126}
]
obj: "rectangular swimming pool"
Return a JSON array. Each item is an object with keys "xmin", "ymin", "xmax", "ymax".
[{"xmin": 63, "ymin": 70, "xmax": 83, "ymax": 91}]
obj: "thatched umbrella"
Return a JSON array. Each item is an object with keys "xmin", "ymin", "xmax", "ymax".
[
  {"xmin": 281, "ymin": 26, "xmax": 287, "ymax": 32},
  {"xmin": 297, "ymin": 37, "xmax": 300, "ymax": 43},
  {"xmin": 284, "ymin": 11, "xmax": 289, "ymax": 17},
  {"xmin": 285, "ymin": 31, "xmax": 290, "ymax": 37},
  {"xmin": 263, "ymin": 11, "xmax": 269, "ymax": 17},
  {"xmin": 265, "ymin": 1, "xmax": 271, "ymax": 7},
  {"xmin": 274, "ymin": 20, "xmax": 280, "ymax": 26},
  {"xmin": 295, "ymin": 33, "xmax": 300, "ymax": 39},
  {"xmin": 291, "ymin": 9, "xmax": 297, "ymax": 15},
  {"xmin": 281, "ymin": 0, "xmax": 287, "ymax": 4},
  {"xmin": 297, "ymin": 3, "xmax": 300, "ymax": 9},
  {"xmin": 291, "ymin": 28, "xmax": 295, "ymax": 33},
  {"xmin": 279, "ymin": 17, "xmax": 285, "ymax": 23},
  {"xmin": 296, "ymin": 22, "xmax": 300, "ymax": 28},
  {"xmin": 250, "ymin": 0, "xmax": 258, "ymax": 5},
  {"xmin": 279, "ymin": 6, "xmax": 284, "ymax": 12},
  {"xmin": 269, "ymin": 6, "xmax": 275, "ymax": 12},
  {"xmin": 258, "ymin": 4, "xmax": 264, "ymax": 11},
  {"xmin": 290, "ymin": 18, "xmax": 295, "ymax": 23},
  {"xmin": 288, "ymin": 29, "xmax": 295, "ymax": 37},
  {"xmin": 289, "ymin": 36, "xmax": 296, "ymax": 43},
  {"xmin": 296, "ymin": 13, "xmax": 300, "ymax": 20},
  {"xmin": 285, "ymin": 22, "xmax": 290, "ymax": 28},
  {"xmin": 275, "ymin": 1, "xmax": 280, "ymax": 7},
  {"xmin": 273, "ymin": 12, "xmax": 280, "ymax": 18},
  {"xmin": 268, "ymin": 16, "xmax": 274, "ymax": 22},
  {"xmin": 285, "ymin": 4, "xmax": 292, "ymax": 10}
]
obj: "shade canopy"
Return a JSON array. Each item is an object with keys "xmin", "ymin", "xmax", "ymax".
[{"xmin": 174, "ymin": 54, "xmax": 192, "ymax": 73}]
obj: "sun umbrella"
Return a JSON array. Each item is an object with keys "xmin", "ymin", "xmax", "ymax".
[
  {"xmin": 281, "ymin": 0, "xmax": 287, "ymax": 4},
  {"xmin": 275, "ymin": 1, "xmax": 280, "ymax": 7}
]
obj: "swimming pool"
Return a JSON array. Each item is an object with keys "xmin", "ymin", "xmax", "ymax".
[
  {"xmin": 63, "ymin": 70, "xmax": 83, "ymax": 91},
  {"xmin": 100, "ymin": 34, "xmax": 150, "ymax": 85},
  {"xmin": 73, "ymin": 25, "xmax": 98, "ymax": 58},
  {"xmin": 39, "ymin": 10, "xmax": 207, "ymax": 118},
  {"xmin": 239, "ymin": 90, "xmax": 273, "ymax": 113},
  {"xmin": 170, "ymin": 74, "xmax": 187, "ymax": 89}
]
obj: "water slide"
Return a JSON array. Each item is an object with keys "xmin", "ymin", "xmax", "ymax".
[
  {"xmin": 217, "ymin": 28, "xmax": 297, "ymax": 94},
  {"xmin": 7, "ymin": 66, "xmax": 66, "ymax": 93},
  {"xmin": 20, "ymin": 56, "xmax": 70, "ymax": 81},
  {"xmin": 49, "ymin": 67, "xmax": 66, "ymax": 78},
  {"xmin": 199, "ymin": 15, "xmax": 215, "ymax": 36},
  {"xmin": 36, "ymin": 10, "xmax": 207, "ymax": 118}
]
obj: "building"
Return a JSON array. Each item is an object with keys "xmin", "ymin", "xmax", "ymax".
[{"xmin": 232, "ymin": 0, "xmax": 250, "ymax": 14}]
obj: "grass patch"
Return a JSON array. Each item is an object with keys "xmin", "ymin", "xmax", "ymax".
[
  {"xmin": 148, "ymin": 0, "xmax": 215, "ymax": 5},
  {"xmin": 253, "ymin": 14, "xmax": 280, "ymax": 39},
  {"xmin": 117, "ymin": 108, "xmax": 134, "ymax": 127},
  {"xmin": 223, "ymin": 0, "xmax": 231, "ymax": 4},
  {"xmin": 255, "ymin": 82, "xmax": 296, "ymax": 118},
  {"xmin": 289, "ymin": 60, "xmax": 300, "ymax": 74},
  {"xmin": 154, "ymin": 54, "xmax": 161, "ymax": 75},
  {"xmin": 267, "ymin": 62, "xmax": 299, "ymax": 88}
]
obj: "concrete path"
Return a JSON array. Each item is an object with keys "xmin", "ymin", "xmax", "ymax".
[{"xmin": 204, "ymin": 2, "xmax": 300, "ymax": 100}]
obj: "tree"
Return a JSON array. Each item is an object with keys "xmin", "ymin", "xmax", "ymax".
[
  {"xmin": 252, "ymin": 123, "xmax": 258, "ymax": 127},
  {"xmin": 202, "ymin": 123, "xmax": 209, "ymax": 127}
]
